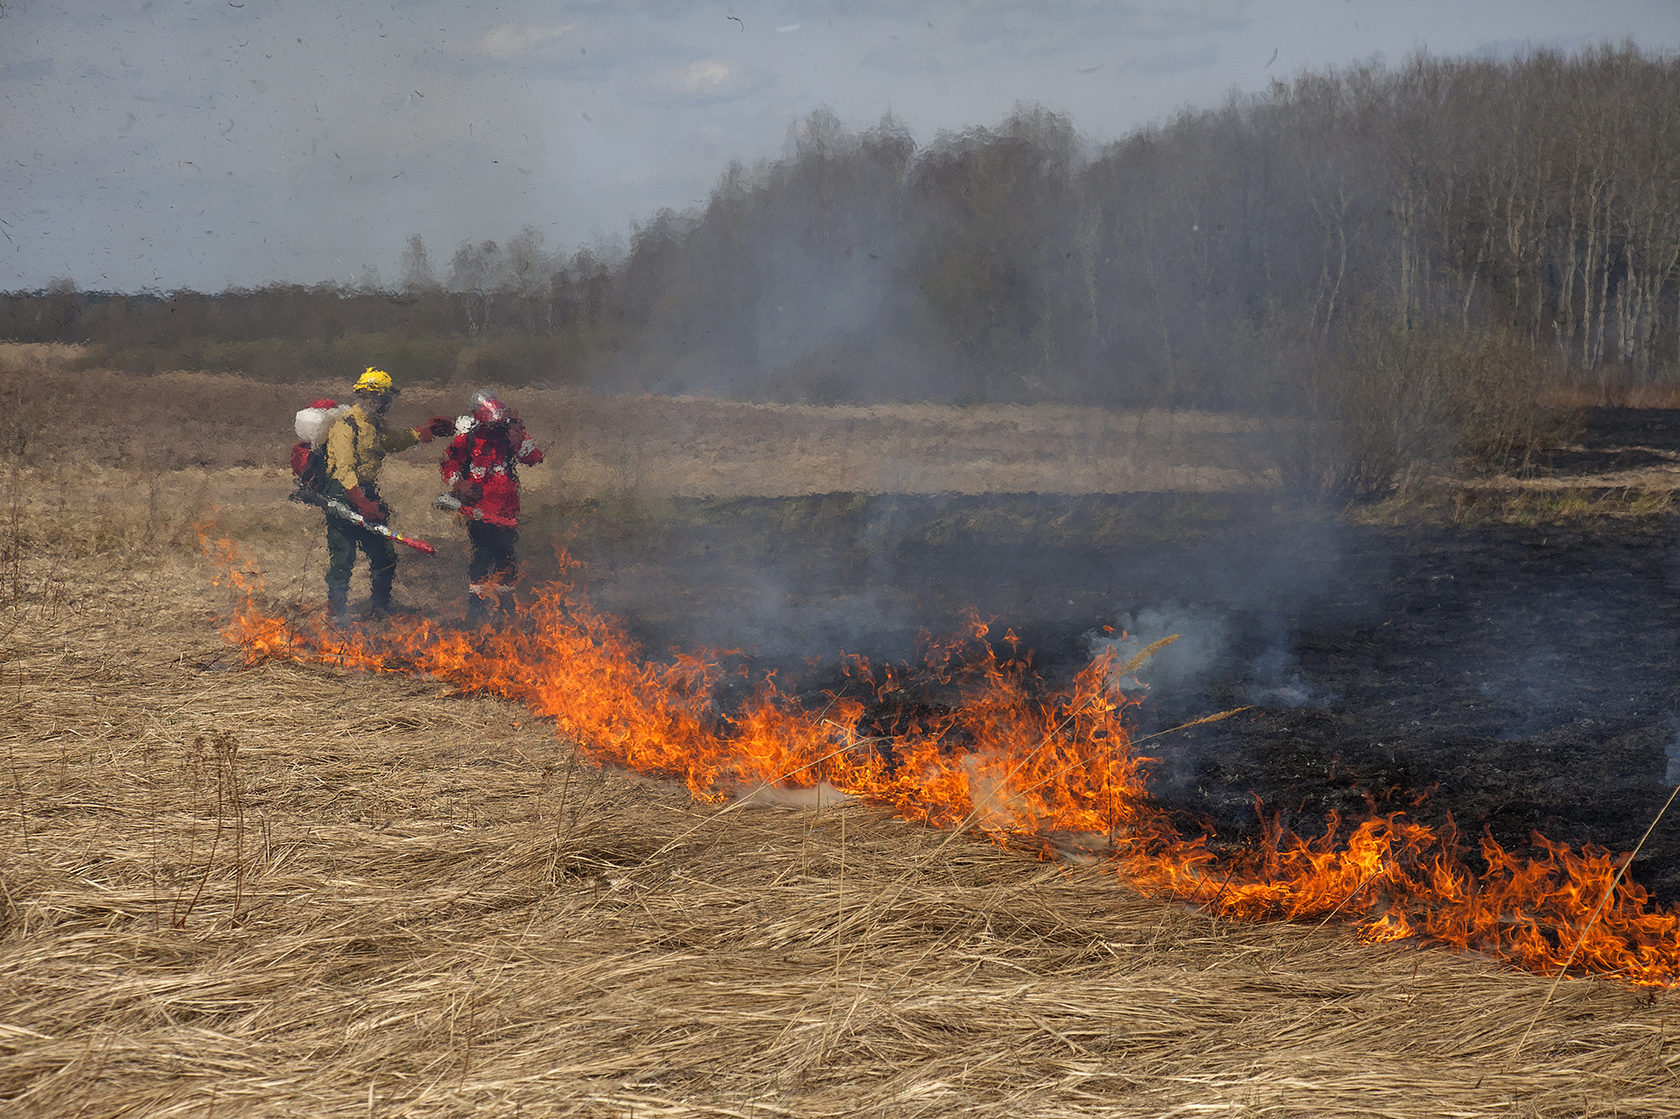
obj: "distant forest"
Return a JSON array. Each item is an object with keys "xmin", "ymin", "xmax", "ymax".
[{"xmin": 6, "ymin": 47, "xmax": 1679, "ymax": 492}]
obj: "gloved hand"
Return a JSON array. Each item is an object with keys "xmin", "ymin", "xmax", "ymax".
[
  {"xmin": 345, "ymin": 485, "xmax": 387, "ymax": 525},
  {"xmin": 427, "ymin": 416, "xmax": 455, "ymax": 438},
  {"xmin": 451, "ymin": 479, "xmax": 484, "ymax": 505},
  {"xmin": 507, "ymin": 416, "xmax": 540, "ymax": 462}
]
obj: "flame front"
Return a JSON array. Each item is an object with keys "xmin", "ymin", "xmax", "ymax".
[{"xmin": 217, "ymin": 548, "xmax": 1680, "ymax": 987}]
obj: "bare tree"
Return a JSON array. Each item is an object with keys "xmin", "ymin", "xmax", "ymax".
[
  {"xmin": 448, "ymin": 240, "xmax": 504, "ymax": 335},
  {"xmin": 399, "ymin": 234, "xmax": 441, "ymax": 294}
]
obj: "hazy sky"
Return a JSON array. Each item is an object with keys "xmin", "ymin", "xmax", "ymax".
[{"xmin": 5, "ymin": 0, "xmax": 1677, "ymax": 293}]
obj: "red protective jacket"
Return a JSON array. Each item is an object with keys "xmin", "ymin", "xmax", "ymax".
[{"xmin": 440, "ymin": 421, "xmax": 544, "ymax": 528}]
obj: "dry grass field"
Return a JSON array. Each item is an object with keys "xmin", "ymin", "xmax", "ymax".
[{"xmin": 3, "ymin": 345, "xmax": 1679, "ymax": 1117}]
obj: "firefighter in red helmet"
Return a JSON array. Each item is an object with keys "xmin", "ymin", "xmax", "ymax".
[{"xmin": 440, "ymin": 388, "xmax": 545, "ymax": 625}]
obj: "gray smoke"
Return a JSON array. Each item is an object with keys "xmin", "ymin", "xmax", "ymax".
[
  {"xmin": 1094, "ymin": 604, "xmax": 1233, "ymax": 699},
  {"xmin": 1094, "ymin": 602, "xmax": 1331, "ymax": 711}
]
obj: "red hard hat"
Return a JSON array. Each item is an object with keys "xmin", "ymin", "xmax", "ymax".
[{"xmin": 471, "ymin": 389, "xmax": 507, "ymax": 425}]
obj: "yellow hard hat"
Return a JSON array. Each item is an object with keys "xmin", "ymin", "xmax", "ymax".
[{"xmin": 354, "ymin": 367, "xmax": 396, "ymax": 395}]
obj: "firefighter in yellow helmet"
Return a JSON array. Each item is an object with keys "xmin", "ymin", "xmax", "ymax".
[{"xmin": 322, "ymin": 368, "xmax": 452, "ymax": 619}]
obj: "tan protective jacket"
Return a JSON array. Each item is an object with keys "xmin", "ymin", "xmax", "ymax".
[{"xmin": 324, "ymin": 402, "xmax": 421, "ymax": 494}]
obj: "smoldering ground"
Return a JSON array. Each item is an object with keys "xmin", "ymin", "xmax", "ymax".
[{"xmin": 524, "ymin": 481, "xmax": 1680, "ymax": 908}]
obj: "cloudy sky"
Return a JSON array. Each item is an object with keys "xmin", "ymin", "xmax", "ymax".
[{"xmin": 4, "ymin": 0, "xmax": 1676, "ymax": 293}]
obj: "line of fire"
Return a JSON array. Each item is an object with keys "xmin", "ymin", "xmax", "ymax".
[{"xmin": 206, "ymin": 536, "xmax": 1680, "ymax": 990}]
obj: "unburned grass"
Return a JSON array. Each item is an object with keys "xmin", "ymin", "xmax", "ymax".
[{"xmin": 4, "ymin": 344, "xmax": 1680, "ymax": 1115}]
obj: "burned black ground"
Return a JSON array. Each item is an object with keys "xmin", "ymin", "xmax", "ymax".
[{"xmin": 525, "ymin": 410, "xmax": 1680, "ymax": 907}]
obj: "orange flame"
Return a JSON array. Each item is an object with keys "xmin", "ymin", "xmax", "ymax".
[{"xmin": 211, "ymin": 540, "xmax": 1680, "ymax": 987}]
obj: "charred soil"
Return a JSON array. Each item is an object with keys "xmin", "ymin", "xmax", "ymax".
[{"xmin": 533, "ymin": 410, "xmax": 1680, "ymax": 907}]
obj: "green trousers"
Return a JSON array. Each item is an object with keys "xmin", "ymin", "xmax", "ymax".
[{"xmin": 325, "ymin": 515, "xmax": 396, "ymax": 614}]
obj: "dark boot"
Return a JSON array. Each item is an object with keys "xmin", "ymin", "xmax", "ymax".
[
  {"xmin": 369, "ymin": 570, "xmax": 394, "ymax": 619},
  {"xmin": 327, "ymin": 585, "xmax": 349, "ymax": 622},
  {"xmin": 466, "ymin": 591, "xmax": 488, "ymax": 627}
]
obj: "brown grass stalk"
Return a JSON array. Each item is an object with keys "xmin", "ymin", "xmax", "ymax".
[{"xmin": 3, "ymin": 347, "xmax": 1678, "ymax": 1116}]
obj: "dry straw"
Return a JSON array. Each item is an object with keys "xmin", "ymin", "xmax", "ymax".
[
  {"xmin": 2, "ymin": 354, "xmax": 1678, "ymax": 1116},
  {"xmin": 2, "ymin": 516, "xmax": 1676, "ymax": 1117}
]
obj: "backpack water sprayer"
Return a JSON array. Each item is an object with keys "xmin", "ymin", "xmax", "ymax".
[{"xmin": 287, "ymin": 399, "xmax": 437, "ymax": 554}]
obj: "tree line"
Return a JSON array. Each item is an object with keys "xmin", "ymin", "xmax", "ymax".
[{"xmin": 4, "ymin": 45, "xmax": 1677, "ymax": 494}]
